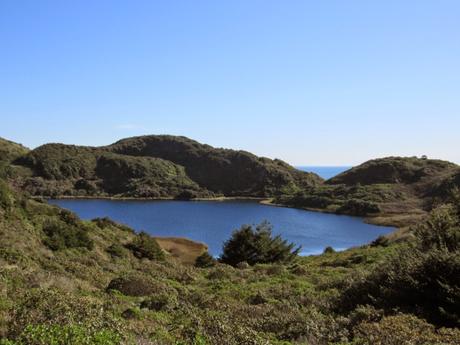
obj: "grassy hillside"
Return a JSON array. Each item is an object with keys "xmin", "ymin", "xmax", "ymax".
[
  {"xmin": 0, "ymin": 167, "xmax": 459, "ymax": 344},
  {"xmin": 275, "ymin": 157, "xmax": 460, "ymax": 226},
  {"xmin": 15, "ymin": 143, "xmax": 212, "ymax": 198},
  {"xmin": 9, "ymin": 135, "xmax": 322, "ymax": 199},
  {"xmin": 0, "ymin": 137, "xmax": 29, "ymax": 163},
  {"xmin": 107, "ymin": 135, "xmax": 323, "ymax": 196}
]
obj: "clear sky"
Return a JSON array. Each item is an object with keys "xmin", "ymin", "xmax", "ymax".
[{"xmin": 1, "ymin": 1, "xmax": 459, "ymax": 165}]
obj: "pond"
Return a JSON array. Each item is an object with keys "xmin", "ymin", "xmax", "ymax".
[{"xmin": 49, "ymin": 199, "xmax": 393, "ymax": 256}]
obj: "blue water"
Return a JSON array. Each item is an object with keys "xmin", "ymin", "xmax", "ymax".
[
  {"xmin": 296, "ymin": 166, "xmax": 351, "ymax": 179},
  {"xmin": 49, "ymin": 199, "xmax": 392, "ymax": 256}
]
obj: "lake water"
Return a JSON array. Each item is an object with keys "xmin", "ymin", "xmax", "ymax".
[
  {"xmin": 296, "ymin": 166, "xmax": 351, "ymax": 179},
  {"xmin": 49, "ymin": 199, "xmax": 393, "ymax": 256}
]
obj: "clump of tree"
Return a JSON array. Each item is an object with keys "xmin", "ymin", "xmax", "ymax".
[
  {"xmin": 336, "ymin": 195, "xmax": 460, "ymax": 327},
  {"xmin": 336, "ymin": 198, "xmax": 380, "ymax": 216},
  {"xmin": 42, "ymin": 211, "xmax": 93, "ymax": 251},
  {"xmin": 195, "ymin": 251, "xmax": 216, "ymax": 268},
  {"xmin": 220, "ymin": 221, "xmax": 300, "ymax": 266},
  {"xmin": 126, "ymin": 231, "xmax": 164, "ymax": 260}
]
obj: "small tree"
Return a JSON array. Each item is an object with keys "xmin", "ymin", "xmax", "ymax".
[
  {"xmin": 126, "ymin": 232, "xmax": 164, "ymax": 260},
  {"xmin": 195, "ymin": 251, "xmax": 216, "ymax": 268},
  {"xmin": 220, "ymin": 221, "xmax": 300, "ymax": 266}
]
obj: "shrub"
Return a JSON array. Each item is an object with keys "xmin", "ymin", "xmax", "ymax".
[
  {"xmin": 42, "ymin": 219, "xmax": 93, "ymax": 251},
  {"xmin": 336, "ymin": 204, "xmax": 460, "ymax": 327},
  {"xmin": 106, "ymin": 276, "xmax": 155, "ymax": 297},
  {"xmin": 337, "ymin": 199, "xmax": 380, "ymax": 216},
  {"xmin": 195, "ymin": 251, "xmax": 216, "ymax": 268},
  {"xmin": 106, "ymin": 243, "xmax": 126, "ymax": 258},
  {"xmin": 140, "ymin": 292, "xmax": 178, "ymax": 311},
  {"xmin": 125, "ymin": 231, "xmax": 164, "ymax": 260},
  {"xmin": 323, "ymin": 246, "xmax": 335, "ymax": 254},
  {"xmin": 220, "ymin": 221, "xmax": 300, "ymax": 266},
  {"xmin": 370, "ymin": 235, "xmax": 390, "ymax": 247},
  {"xmin": 5, "ymin": 324, "xmax": 121, "ymax": 345},
  {"xmin": 0, "ymin": 179, "xmax": 13, "ymax": 210}
]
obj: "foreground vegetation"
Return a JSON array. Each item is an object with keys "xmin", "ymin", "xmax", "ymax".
[{"xmin": 1, "ymin": 160, "xmax": 460, "ymax": 344}]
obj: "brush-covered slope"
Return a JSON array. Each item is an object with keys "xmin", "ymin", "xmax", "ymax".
[
  {"xmin": 107, "ymin": 135, "xmax": 322, "ymax": 196},
  {"xmin": 12, "ymin": 135, "xmax": 322, "ymax": 198},
  {"xmin": 16, "ymin": 143, "xmax": 210, "ymax": 198},
  {"xmin": 276, "ymin": 157, "xmax": 460, "ymax": 225},
  {"xmin": 0, "ymin": 137, "xmax": 29, "ymax": 163},
  {"xmin": 1, "ymin": 168, "xmax": 459, "ymax": 344},
  {"xmin": 327, "ymin": 156, "xmax": 458, "ymax": 186}
]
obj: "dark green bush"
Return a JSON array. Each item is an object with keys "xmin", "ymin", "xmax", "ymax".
[
  {"xmin": 323, "ymin": 246, "xmax": 335, "ymax": 254},
  {"xmin": 370, "ymin": 235, "xmax": 390, "ymax": 247},
  {"xmin": 3, "ymin": 324, "xmax": 121, "ymax": 345},
  {"xmin": 106, "ymin": 276, "xmax": 155, "ymax": 297},
  {"xmin": 42, "ymin": 219, "xmax": 93, "ymax": 251},
  {"xmin": 337, "ymin": 204, "xmax": 460, "ymax": 327},
  {"xmin": 220, "ymin": 221, "xmax": 300, "ymax": 266},
  {"xmin": 195, "ymin": 251, "xmax": 216, "ymax": 268},
  {"xmin": 337, "ymin": 199, "xmax": 380, "ymax": 216},
  {"xmin": 140, "ymin": 292, "xmax": 178, "ymax": 311},
  {"xmin": 106, "ymin": 243, "xmax": 126, "ymax": 258},
  {"xmin": 125, "ymin": 231, "xmax": 164, "ymax": 260},
  {"xmin": 0, "ymin": 179, "xmax": 13, "ymax": 210}
]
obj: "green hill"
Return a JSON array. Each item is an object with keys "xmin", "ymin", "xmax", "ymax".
[
  {"xmin": 11, "ymin": 135, "xmax": 322, "ymax": 198},
  {"xmin": 275, "ymin": 156, "xmax": 460, "ymax": 226},
  {"xmin": 0, "ymin": 137, "xmax": 29, "ymax": 163}
]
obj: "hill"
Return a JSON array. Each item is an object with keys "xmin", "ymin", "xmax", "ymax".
[
  {"xmin": 0, "ymin": 137, "xmax": 29, "ymax": 163},
  {"xmin": 275, "ymin": 156, "xmax": 460, "ymax": 226},
  {"xmin": 11, "ymin": 135, "xmax": 322, "ymax": 198}
]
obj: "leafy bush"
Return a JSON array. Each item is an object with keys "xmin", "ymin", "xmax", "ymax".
[
  {"xmin": 3, "ymin": 324, "xmax": 121, "ymax": 345},
  {"xmin": 220, "ymin": 221, "xmax": 300, "ymax": 266},
  {"xmin": 195, "ymin": 251, "xmax": 216, "ymax": 268},
  {"xmin": 42, "ymin": 219, "xmax": 93, "ymax": 251},
  {"xmin": 370, "ymin": 235, "xmax": 390, "ymax": 247},
  {"xmin": 0, "ymin": 179, "xmax": 13, "ymax": 210},
  {"xmin": 140, "ymin": 292, "xmax": 178, "ymax": 311},
  {"xmin": 337, "ymin": 199, "xmax": 380, "ymax": 216},
  {"xmin": 323, "ymin": 246, "xmax": 335, "ymax": 254},
  {"xmin": 106, "ymin": 243, "xmax": 126, "ymax": 258},
  {"xmin": 125, "ymin": 231, "xmax": 164, "ymax": 260},
  {"xmin": 337, "ymin": 204, "xmax": 460, "ymax": 327},
  {"xmin": 106, "ymin": 276, "xmax": 156, "ymax": 297}
]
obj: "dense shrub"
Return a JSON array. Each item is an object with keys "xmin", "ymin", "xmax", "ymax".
[
  {"xmin": 337, "ymin": 204, "xmax": 460, "ymax": 327},
  {"xmin": 195, "ymin": 251, "xmax": 216, "ymax": 268},
  {"xmin": 106, "ymin": 276, "xmax": 155, "ymax": 296},
  {"xmin": 92, "ymin": 217, "xmax": 134, "ymax": 232},
  {"xmin": 220, "ymin": 221, "xmax": 300, "ymax": 266},
  {"xmin": 42, "ymin": 219, "xmax": 93, "ymax": 251},
  {"xmin": 106, "ymin": 243, "xmax": 126, "ymax": 258},
  {"xmin": 125, "ymin": 231, "xmax": 164, "ymax": 260},
  {"xmin": 337, "ymin": 199, "xmax": 380, "ymax": 216},
  {"xmin": 323, "ymin": 246, "xmax": 335, "ymax": 254},
  {"xmin": 0, "ymin": 179, "xmax": 13, "ymax": 210},
  {"xmin": 140, "ymin": 292, "xmax": 178, "ymax": 311},
  {"xmin": 352, "ymin": 314, "xmax": 460, "ymax": 345},
  {"xmin": 2, "ymin": 324, "xmax": 121, "ymax": 345}
]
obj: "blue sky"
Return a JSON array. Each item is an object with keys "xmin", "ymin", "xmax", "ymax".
[{"xmin": 1, "ymin": 1, "xmax": 459, "ymax": 165}]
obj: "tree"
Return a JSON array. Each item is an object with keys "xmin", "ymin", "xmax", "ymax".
[{"xmin": 220, "ymin": 221, "xmax": 300, "ymax": 266}]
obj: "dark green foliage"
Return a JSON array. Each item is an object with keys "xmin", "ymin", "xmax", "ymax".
[
  {"xmin": 195, "ymin": 251, "xmax": 216, "ymax": 268},
  {"xmin": 0, "ymin": 137, "xmax": 29, "ymax": 163},
  {"xmin": 106, "ymin": 243, "xmax": 125, "ymax": 258},
  {"xmin": 337, "ymin": 198, "xmax": 380, "ymax": 216},
  {"xmin": 220, "ymin": 221, "xmax": 300, "ymax": 266},
  {"xmin": 125, "ymin": 231, "xmax": 164, "ymax": 260},
  {"xmin": 323, "ymin": 246, "xmax": 335, "ymax": 254},
  {"xmin": 328, "ymin": 156, "xmax": 457, "ymax": 186},
  {"xmin": 337, "ymin": 204, "xmax": 460, "ymax": 327},
  {"xmin": 0, "ymin": 179, "xmax": 13, "ymax": 210},
  {"xmin": 140, "ymin": 292, "xmax": 178, "ymax": 311},
  {"xmin": 42, "ymin": 219, "xmax": 93, "ymax": 251},
  {"xmin": 92, "ymin": 217, "xmax": 134, "ymax": 232},
  {"xmin": 106, "ymin": 276, "xmax": 155, "ymax": 297},
  {"xmin": 2, "ymin": 324, "xmax": 121, "ymax": 345},
  {"xmin": 370, "ymin": 235, "xmax": 390, "ymax": 247}
]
